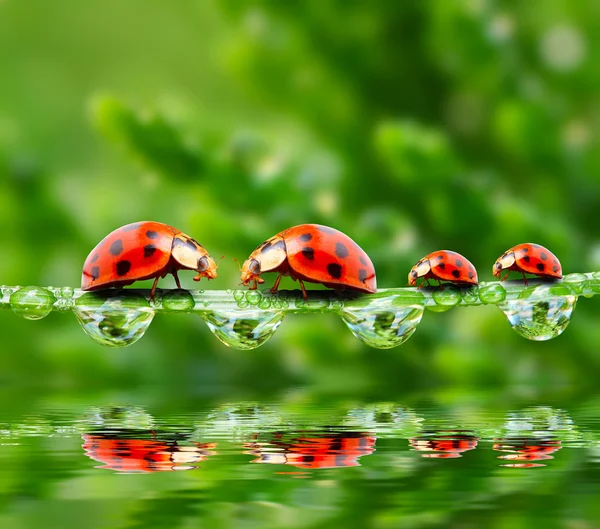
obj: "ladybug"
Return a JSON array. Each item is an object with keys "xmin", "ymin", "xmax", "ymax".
[
  {"xmin": 493, "ymin": 243, "xmax": 562, "ymax": 285},
  {"xmin": 82, "ymin": 221, "xmax": 217, "ymax": 299},
  {"xmin": 240, "ymin": 224, "xmax": 376, "ymax": 300},
  {"xmin": 408, "ymin": 250, "xmax": 478, "ymax": 288}
]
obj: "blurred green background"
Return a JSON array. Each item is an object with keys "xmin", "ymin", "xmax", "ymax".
[{"xmin": 1, "ymin": 0, "xmax": 599, "ymax": 403}]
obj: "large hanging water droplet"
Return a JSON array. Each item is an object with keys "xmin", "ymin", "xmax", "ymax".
[
  {"xmin": 74, "ymin": 291, "xmax": 154, "ymax": 347},
  {"xmin": 341, "ymin": 292, "xmax": 424, "ymax": 348},
  {"xmin": 498, "ymin": 283, "xmax": 576, "ymax": 341},
  {"xmin": 201, "ymin": 310, "xmax": 284, "ymax": 350},
  {"xmin": 10, "ymin": 286, "xmax": 56, "ymax": 320}
]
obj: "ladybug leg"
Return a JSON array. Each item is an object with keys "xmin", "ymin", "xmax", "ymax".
[
  {"xmin": 172, "ymin": 270, "xmax": 182, "ymax": 289},
  {"xmin": 298, "ymin": 279, "xmax": 308, "ymax": 301},
  {"xmin": 249, "ymin": 280, "xmax": 257, "ymax": 291},
  {"xmin": 417, "ymin": 279, "xmax": 430, "ymax": 289},
  {"xmin": 149, "ymin": 276, "xmax": 160, "ymax": 301},
  {"xmin": 270, "ymin": 273, "xmax": 283, "ymax": 295},
  {"xmin": 501, "ymin": 272, "xmax": 510, "ymax": 282},
  {"xmin": 521, "ymin": 272, "xmax": 528, "ymax": 286},
  {"xmin": 437, "ymin": 280, "xmax": 444, "ymax": 290}
]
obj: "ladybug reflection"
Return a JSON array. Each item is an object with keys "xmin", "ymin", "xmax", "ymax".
[
  {"xmin": 493, "ymin": 437, "xmax": 562, "ymax": 468},
  {"xmin": 244, "ymin": 431, "xmax": 376, "ymax": 470},
  {"xmin": 82, "ymin": 431, "xmax": 217, "ymax": 473},
  {"xmin": 409, "ymin": 430, "xmax": 479, "ymax": 459}
]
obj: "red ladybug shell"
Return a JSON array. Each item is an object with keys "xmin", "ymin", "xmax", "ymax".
[
  {"xmin": 82, "ymin": 433, "xmax": 216, "ymax": 473},
  {"xmin": 81, "ymin": 221, "xmax": 217, "ymax": 296},
  {"xmin": 408, "ymin": 250, "xmax": 478, "ymax": 287},
  {"xmin": 240, "ymin": 224, "xmax": 376, "ymax": 298},
  {"xmin": 493, "ymin": 243, "xmax": 562, "ymax": 282},
  {"xmin": 493, "ymin": 438, "xmax": 561, "ymax": 466}
]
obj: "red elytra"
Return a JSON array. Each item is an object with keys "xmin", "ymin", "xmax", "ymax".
[
  {"xmin": 408, "ymin": 250, "xmax": 478, "ymax": 288},
  {"xmin": 493, "ymin": 243, "xmax": 562, "ymax": 285},
  {"xmin": 81, "ymin": 221, "xmax": 217, "ymax": 299},
  {"xmin": 240, "ymin": 224, "xmax": 376, "ymax": 300}
]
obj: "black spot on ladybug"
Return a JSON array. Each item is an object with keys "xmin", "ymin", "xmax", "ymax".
[
  {"xmin": 438, "ymin": 263, "xmax": 446, "ymax": 269},
  {"xmin": 317, "ymin": 226, "xmax": 337, "ymax": 235},
  {"xmin": 437, "ymin": 255, "xmax": 444, "ymax": 262},
  {"xmin": 299, "ymin": 233, "xmax": 313, "ymax": 242},
  {"xmin": 553, "ymin": 266, "xmax": 559, "ymax": 273},
  {"xmin": 144, "ymin": 244, "xmax": 157, "ymax": 258},
  {"xmin": 335, "ymin": 242, "xmax": 349, "ymax": 258},
  {"xmin": 540, "ymin": 252, "xmax": 548, "ymax": 261},
  {"xmin": 468, "ymin": 271, "xmax": 475, "ymax": 279},
  {"xmin": 302, "ymin": 247, "xmax": 315, "ymax": 260},
  {"xmin": 90, "ymin": 266, "xmax": 100, "ymax": 280},
  {"xmin": 109, "ymin": 239, "xmax": 123, "ymax": 256},
  {"xmin": 553, "ymin": 258, "xmax": 558, "ymax": 265},
  {"xmin": 359, "ymin": 255, "xmax": 368, "ymax": 266},
  {"xmin": 116, "ymin": 260, "xmax": 131, "ymax": 276},
  {"xmin": 146, "ymin": 230, "xmax": 159, "ymax": 239},
  {"xmin": 455, "ymin": 258, "xmax": 463, "ymax": 267},
  {"xmin": 358, "ymin": 269, "xmax": 368, "ymax": 283},
  {"xmin": 451, "ymin": 269, "xmax": 461, "ymax": 279},
  {"xmin": 411, "ymin": 270, "xmax": 418, "ymax": 279},
  {"xmin": 91, "ymin": 253, "xmax": 99, "ymax": 263},
  {"xmin": 522, "ymin": 247, "xmax": 529, "ymax": 252},
  {"xmin": 523, "ymin": 255, "xmax": 531, "ymax": 263},
  {"xmin": 536, "ymin": 263, "xmax": 545, "ymax": 272},
  {"xmin": 327, "ymin": 263, "xmax": 342, "ymax": 279},
  {"xmin": 260, "ymin": 241, "xmax": 272, "ymax": 253}
]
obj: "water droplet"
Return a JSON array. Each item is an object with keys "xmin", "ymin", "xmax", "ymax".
[
  {"xmin": 478, "ymin": 283, "xmax": 507, "ymax": 304},
  {"xmin": 74, "ymin": 292, "xmax": 154, "ymax": 347},
  {"xmin": 10, "ymin": 286, "xmax": 56, "ymax": 320},
  {"xmin": 233, "ymin": 290, "xmax": 246, "ymax": 304},
  {"xmin": 498, "ymin": 284, "xmax": 576, "ymax": 341},
  {"xmin": 161, "ymin": 290, "xmax": 195, "ymax": 311},
  {"xmin": 201, "ymin": 310, "xmax": 284, "ymax": 350},
  {"xmin": 341, "ymin": 292, "xmax": 424, "ymax": 348},
  {"xmin": 432, "ymin": 286, "xmax": 463, "ymax": 307},
  {"xmin": 245, "ymin": 290, "xmax": 262, "ymax": 306}
]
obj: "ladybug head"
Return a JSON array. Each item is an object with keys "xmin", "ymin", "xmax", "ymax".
[
  {"xmin": 240, "ymin": 258, "xmax": 265, "ymax": 286},
  {"xmin": 492, "ymin": 251, "xmax": 515, "ymax": 278},
  {"xmin": 171, "ymin": 234, "xmax": 218, "ymax": 281}
]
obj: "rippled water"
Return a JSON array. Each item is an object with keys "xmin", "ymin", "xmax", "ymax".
[{"xmin": 0, "ymin": 394, "xmax": 599, "ymax": 528}]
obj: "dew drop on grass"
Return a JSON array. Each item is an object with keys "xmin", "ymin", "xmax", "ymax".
[
  {"xmin": 340, "ymin": 292, "xmax": 424, "ymax": 348},
  {"xmin": 498, "ymin": 283, "xmax": 576, "ymax": 341},
  {"xmin": 10, "ymin": 286, "xmax": 56, "ymax": 320},
  {"xmin": 201, "ymin": 310, "xmax": 284, "ymax": 350},
  {"xmin": 74, "ymin": 291, "xmax": 154, "ymax": 347}
]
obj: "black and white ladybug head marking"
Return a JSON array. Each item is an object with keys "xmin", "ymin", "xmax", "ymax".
[
  {"xmin": 492, "ymin": 250, "xmax": 515, "ymax": 278},
  {"xmin": 240, "ymin": 235, "xmax": 287, "ymax": 286}
]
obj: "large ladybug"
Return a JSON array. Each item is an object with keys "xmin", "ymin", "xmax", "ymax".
[
  {"xmin": 240, "ymin": 224, "xmax": 377, "ymax": 300},
  {"xmin": 82, "ymin": 221, "xmax": 217, "ymax": 299},
  {"xmin": 493, "ymin": 243, "xmax": 562, "ymax": 285},
  {"xmin": 408, "ymin": 250, "xmax": 478, "ymax": 288}
]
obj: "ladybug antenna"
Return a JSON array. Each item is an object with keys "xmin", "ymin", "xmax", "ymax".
[{"xmin": 232, "ymin": 257, "xmax": 243, "ymax": 272}]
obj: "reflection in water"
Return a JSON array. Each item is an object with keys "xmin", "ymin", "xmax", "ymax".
[
  {"xmin": 493, "ymin": 437, "xmax": 562, "ymax": 468},
  {"xmin": 409, "ymin": 430, "xmax": 479, "ymax": 459},
  {"xmin": 82, "ymin": 431, "xmax": 216, "ymax": 473},
  {"xmin": 244, "ymin": 431, "xmax": 376, "ymax": 470}
]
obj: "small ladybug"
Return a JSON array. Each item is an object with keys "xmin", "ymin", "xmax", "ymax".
[
  {"xmin": 493, "ymin": 243, "xmax": 562, "ymax": 285},
  {"xmin": 240, "ymin": 224, "xmax": 376, "ymax": 300},
  {"xmin": 82, "ymin": 221, "xmax": 217, "ymax": 299},
  {"xmin": 408, "ymin": 250, "xmax": 478, "ymax": 288}
]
